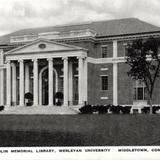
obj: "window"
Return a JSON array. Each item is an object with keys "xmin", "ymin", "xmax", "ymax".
[
  {"xmin": 123, "ymin": 43, "xmax": 128, "ymax": 56},
  {"xmin": 74, "ymin": 77, "xmax": 78, "ymax": 104},
  {"xmin": 101, "ymin": 76, "xmax": 108, "ymax": 90},
  {"xmin": 101, "ymin": 46, "xmax": 108, "ymax": 58},
  {"xmin": 123, "ymin": 42, "xmax": 132, "ymax": 57},
  {"xmin": 124, "ymin": 46, "xmax": 129, "ymax": 56},
  {"xmin": 134, "ymin": 80, "xmax": 146, "ymax": 100},
  {"xmin": 59, "ymin": 77, "xmax": 63, "ymax": 92}
]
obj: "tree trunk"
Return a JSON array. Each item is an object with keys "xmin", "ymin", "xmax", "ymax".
[{"xmin": 149, "ymin": 96, "xmax": 153, "ymax": 114}]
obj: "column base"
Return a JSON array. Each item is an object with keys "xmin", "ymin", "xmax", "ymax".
[
  {"xmin": 4, "ymin": 105, "xmax": 11, "ymax": 111},
  {"xmin": 63, "ymin": 103, "xmax": 68, "ymax": 107},
  {"xmin": 78, "ymin": 101, "xmax": 84, "ymax": 106},
  {"xmin": 48, "ymin": 104, "xmax": 54, "ymax": 107},
  {"xmin": 33, "ymin": 103, "xmax": 39, "ymax": 106}
]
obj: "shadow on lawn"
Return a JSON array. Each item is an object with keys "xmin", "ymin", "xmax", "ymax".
[
  {"xmin": 0, "ymin": 115, "xmax": 160, "ymax": 146},
  {"xmin": 0, "ymin": 131, "xmax": 90, "ymax": 147},
  {"xmin": 0, "ymin": 130, "xmax": 159, "ymax": 147}
]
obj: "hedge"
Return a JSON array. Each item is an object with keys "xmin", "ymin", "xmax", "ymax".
[
  {"xmin": 141, "ymin": 106, "xmax": 160, "ymax": 114},
  {"xmin": 79, "ymin": 105, "xmax": 131, "ymax": 114},
  {"xmin": 0, "ymin": 106, "xmax": 4, "ymax": 111}
]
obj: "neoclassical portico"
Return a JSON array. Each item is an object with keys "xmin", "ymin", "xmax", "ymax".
[{"xmin": 4, "ymin": 38, "xmax": 88, "ymax": 107}]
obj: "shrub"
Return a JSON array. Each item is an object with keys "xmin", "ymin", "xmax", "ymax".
[
  {"xmin": 110, "ymin": 105, "xmax": 121, "ymax": 114},
  {"xmin": 141, "ymin": 107, "xmax": 150, "ymax": 114},
  {"xmin": 97, "ymin": 105, "xmax": 109, "ymax": 114},
  {"xmin": 141, "ymin": 106, "xmax": 160, "ymax": 114},
  {"xmin": 79, "ymin": 105, "xmax": 93, "ymax": 114},
  {"xmin": 26, "ymin": 102, "xmax": 32, "ymax": 106},
  {"xmin": 54, "ymin": 92, "xmax": 63, "ymax": 99},
  {"xmin": 92, "ymin": 105, "xmax": 98, "ymax": 113},
  {"xmin": 0, "ymin": 106, "xmax": 4, "ymax": 111},
  {"xmin": 120, "ymin": 106, "xmax": 131, "ymax": 114},
  {"xmin": 24, "ymin": 92, "xmax": 33, "ymax": 100},
  {"xmin": 152, "ymin": 106, "xmax": 160, "ymax": 114}
]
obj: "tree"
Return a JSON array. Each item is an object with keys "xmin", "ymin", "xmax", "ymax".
[{"xmin": 126, "ymin": 37, "xmax": 160, "ymax": 114}]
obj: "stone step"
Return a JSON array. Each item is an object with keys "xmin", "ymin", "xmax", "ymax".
[{"xmin": 0, "ymin": 106, "xmax": 80, "ymax": 115}]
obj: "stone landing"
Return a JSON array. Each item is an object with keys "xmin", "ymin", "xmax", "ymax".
[{"xmin": 0, "ymin": 106, "xmax": 80, "ymax": 115}]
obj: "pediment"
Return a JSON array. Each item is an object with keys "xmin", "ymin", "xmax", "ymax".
[{"xmin": 6, "ymin": 38, "xmax": 86, "ymax": 55}]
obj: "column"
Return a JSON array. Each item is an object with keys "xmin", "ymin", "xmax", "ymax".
[
  {"xmin": 48, "ymin": 58, "xmax": 53, "ymax": 106},
  {"xmin": 11, "ymin": 62, "xmax": 17, "ymax": 106},
  {"xmin": 83, "ymin": 57, "xmax": 88, "ymax": 104},
  {"xmin": 25, "ymin": 63, "xmax": 30, "ymax": 93},
  {"xmin": 6, "ymin": 60, "xmax": 11, "ymax": 106},
  {"xmin": 0, "ymin": 49, "xmax": 4, "ymax": 105},
  {"xmin": 63, "ymin": 57, "xmax": 68, "ymax": 106},
  {"xmin": 78, "ymin": 56, "xmax": 83, "ymax": 105},
  {"xmin": 19, "ymin": 60, "xmax": 24, "ymax": 106},
  {"xmin": 68, "ymin": 61, "xmax": 73, "ymax": 105},
  {"xmin": 113, "ymin": 40, "xmax": 118, "ymax": 105},
  {"xmin": 39, "ymin": 75, "xmax": 42, "ymax": 106},
  {"xmin": 0, "ymin": 69, "xmax": 4, "ymax": 105},
  {"xmin": 33, "ymin": 59, "xmax": 38, "ymax": 106}
]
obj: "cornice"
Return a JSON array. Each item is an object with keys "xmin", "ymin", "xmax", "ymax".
[
  {"xmin": 1, "ymin": 32, "xmax": 160, "ymax": 49},
  {"xmin": 87, "ymin": 57, "xmax": 126, "ymax": 64},
  {"xmin": 95, "ymin": 32, "xmax": 160, "ymax": 42}
]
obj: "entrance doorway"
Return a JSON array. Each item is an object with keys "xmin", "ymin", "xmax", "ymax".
[
  {"xmin": 39, "ymin": 66, "xmax": 58, "ymax": 105},
  {"xmin": 42, "ymin": 70, "xmax": 49, "ymax": 105}
]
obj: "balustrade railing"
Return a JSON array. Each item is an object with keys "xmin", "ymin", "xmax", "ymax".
[{"xmin": 10, "ymin": 29, "xmax": 97, "ymax": 43}]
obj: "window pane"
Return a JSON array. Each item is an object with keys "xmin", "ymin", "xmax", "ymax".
[
  {"xmin": 137, "ymin": 87, "xmax": 143, "ymax": 100},
  {"xmin": 125, "ymin": 47, "xmax": 128, "ymax": 56},
  {"xmin": 102, "ymin": 46, "xmax": 108, "ymax": 58},
  {"xmin": 101, "ymin": 76, "xmax": 108, "ymax": 90},
  {"xmin": 59, "ymin": 77, "xmax": 63, "ymax": 92}
]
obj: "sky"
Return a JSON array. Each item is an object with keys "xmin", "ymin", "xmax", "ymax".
[{"xmin": 0, "ymin": 0, "xmax": 160, "ymax": 36}]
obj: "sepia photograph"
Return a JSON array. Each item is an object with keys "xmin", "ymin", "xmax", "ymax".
[{"xmin": 0, "ymin": 0, "xmax": 160, "ymax": 159}]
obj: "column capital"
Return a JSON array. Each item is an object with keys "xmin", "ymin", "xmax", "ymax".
[
  {"xmin": 77, "ymin": 56, "xmax": 86, "ymax": 60},
  {"xmin": 5, "ymin": 60, "xmax": 11, "ymax": 64},
  {"xmin": 62, "ymin": 56, "xmax": 68, "ymax": 61},
  {"xmin": 11, "ymin": 62, "xmax": 16, "ymax": 67},
  {"xmin": 32, "ymin": 58, "xmax": 38, "ymax": 62},
  {"xmin": 18, "ymin": 59, "xmax": 24, "ymax": 63},
  {"xmin": 0, "ymin": 49, "xmax": 3, "ymax": 54},
  {"xmin": 113, "ymin": 40, "xmax": 118, "ymax": 43},
  {"xmin": 47, "ymin": 58, "xmax": 53, "ymax": 62}
]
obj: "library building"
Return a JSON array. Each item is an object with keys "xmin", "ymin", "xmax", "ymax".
[{"xmin": 0, "ymin": 18, "xmax": 160, "ymax": 114}]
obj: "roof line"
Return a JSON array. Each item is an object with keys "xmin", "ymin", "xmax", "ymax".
[
  {"xmin": 96, "ymin": 30, "xmax": 160, "ymax": 38},
  {"xmin": 9, "ymin": 17, "xmax": 141, "ymax": 33}
]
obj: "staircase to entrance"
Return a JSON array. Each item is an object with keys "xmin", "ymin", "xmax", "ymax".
[{"xmin": 0, "ymin": 105, "xmax": 80, "ymax": 115}]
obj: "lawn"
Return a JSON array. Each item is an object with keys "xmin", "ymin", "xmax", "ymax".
[{"xmin": 0, "ymin": 114, "xmax": 160, "ymax": 146}]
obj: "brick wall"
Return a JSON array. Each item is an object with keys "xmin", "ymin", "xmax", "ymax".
[
  {"xmin": 66, "ymin": 41, "xmax": 97, "ymax": 58},
  {"xmin": 87, "ymin": 63, "xmax": 95, "ymax": 104},
  {"xmin": 87, "ymin": 63, "xmax": 113, "ymax": 105}
]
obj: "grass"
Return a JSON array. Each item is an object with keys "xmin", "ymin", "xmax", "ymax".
[{"xmin": 0, "ymin": 114, "xmax": 160, "ymax": 146}]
